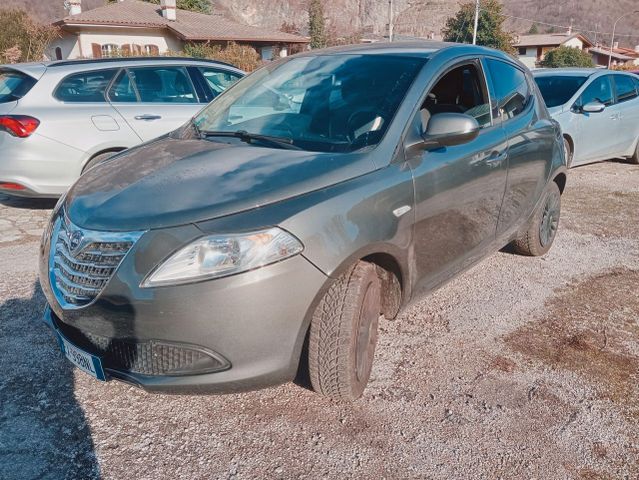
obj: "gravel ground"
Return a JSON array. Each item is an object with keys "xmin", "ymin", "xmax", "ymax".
[{"xmin": 0, "ymin": 160, "xmax": 638, "ymax": 479}]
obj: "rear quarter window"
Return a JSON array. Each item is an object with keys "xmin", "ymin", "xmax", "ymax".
[
  {"xmin": 54, "ymin": 69, "xmax": 118, "ymax": 102},
  {"xmin": 0, "ymin": 69, "xmax": 37, "ymax": 103}
]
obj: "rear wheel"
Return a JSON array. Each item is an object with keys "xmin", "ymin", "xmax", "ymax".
[
  {"xmin": 308, "ymin": 261, "xmax": 381, "ymax": 401},
  {"xmin": 564, "ymin": 137, "xmax": 573, "ymax": 168},
  {"xmin": 82, "ymin": 151, "xmax": 117, "ymax": 174},
  {"xmin": 511, "ymin": 181, "xmax": 561, "ymax": 256},
  {"xmin": 630, "ymin": 138, "xmax": 639, "ymax": 165}
]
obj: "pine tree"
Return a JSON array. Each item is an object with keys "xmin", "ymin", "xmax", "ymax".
[
  {"xmin": 308, "ymin": 0, "xmax": 327, "ymax": 49},
  {"xmin": 442, "ymin": 0, "xmax": 515, "ymax": 53},
  {"xmin": 528, "ymin": 23, "xmax": 539, "ymax": 34}
]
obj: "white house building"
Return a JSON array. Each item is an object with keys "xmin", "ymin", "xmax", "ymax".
[
  {"xmin": 48, "ymin": 0, "xmax": 308, "ymax": 61},
  {"xmin": 513, "ymin": 32, "xmax": 594, "ymax": 69}
]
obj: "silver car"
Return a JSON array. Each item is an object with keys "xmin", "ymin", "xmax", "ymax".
[
  {"xmin": 0, "ymin": 57, "xmax": 243, "ymax": 197},
  {"xmin": 533, "ymin": 68, "xmax": 639, "ymax": 167}
]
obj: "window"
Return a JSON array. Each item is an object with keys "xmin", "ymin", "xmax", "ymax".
[
  {"xmin": 107, "ymin": 70, "xmax": 137, "ymax": 103},
  {"xmin": 55, "ymin": 47, "xmax": 63, "ymax": 60},
  {"xmin": 421, "ymin": 62, "xmax": 491, "ymax": 130},
  {"xmin": 127, "ymin": 67, "xmax": 197, "ymax": 103},
  {"xmin": 198, "ymin": 67, "xmax": 242, "ymax": 98},
  {"xmin": 576, "ymin": 76, "xmax": 613, "ymax": 108},
  {"xmin": 613, "ymin": 74, "xmax": 638, "ymax": 103},
  {"xmin": 101, "ymin": 44, "xmax": 118, "ymax": 58},
  {"xmin": 54, "ymin": 69, "xmax": 117, "ymax": 103},
  {"xmin": 518, "ymin": 47, "xmax": 527, "ymax": 56},
  {"xmin": 144, "ymin": 45, "xmax": 160, "ymax": 56},
  {"xmin": 485, "ymin": 58, "xmax": 530, "ymax": 122},
  {"xmin": 0, "ymin": 68, "xmax": 37, "ymax": 104},
  {"xmin": 534, "ymin": 75, "xmax": 588, "ymax": 108},
  {"xmin": 193, "ymin": 54, "xmax": 425, "ymax": 153}
]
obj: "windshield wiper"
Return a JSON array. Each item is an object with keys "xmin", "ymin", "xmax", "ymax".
[{"xmin": 199, "ymin": 130, "xmax": 300, "ymax": 150}]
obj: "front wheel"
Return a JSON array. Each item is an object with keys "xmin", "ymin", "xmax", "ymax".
[
  {"xmin": 308, "ymin": 261, "xmax": 381, "ymax": 401},
  {"xmin": 511, "ymin": 181, "xmax": 561, "ymax": 256}
]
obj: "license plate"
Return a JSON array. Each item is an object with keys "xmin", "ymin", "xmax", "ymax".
[{"xmin": 58, "ymin": 334, "xmax": 106, "ymax": 381}]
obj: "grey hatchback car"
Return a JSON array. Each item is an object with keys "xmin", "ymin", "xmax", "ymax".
[
  {"xmin": 39, "ymin": 42, "xmax": 567, "ymax": 401},
  {"xmin": 0, "ymin": 57, "xmax": 242, "ymax": 197}
]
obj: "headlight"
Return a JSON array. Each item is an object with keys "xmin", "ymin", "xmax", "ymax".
[{"xmin": 141, "ymin": 227, "xmax": 303, "ymax": 288}]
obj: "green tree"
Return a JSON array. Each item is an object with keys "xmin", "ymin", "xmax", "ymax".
[
  {"xmin": 0, "ymin": 8, "xmax": 59, "ymax": 63},
  {"xmin": 442, "ymin": 0, "xmax": 515, "ymax": 53},
  {"xmin": 308, "ymin": 0, "xmax": 327, "ymax": 49},
  {"xmin": 108, "ymin": 0, "xmax": 211, "ymax": 14},
  {"xmin": 539, "ymin": 45, "xmax": 594, "ymax": 68},
  {"xmin": 528, "ymin": 23, "xmax": 539, "ymax": 34}
]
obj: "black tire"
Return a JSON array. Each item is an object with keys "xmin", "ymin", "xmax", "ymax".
[
  {"xmin": 308, "ymin": 261, "xmax": 381, "ymax": 401},
  {"xmin": 564, "ymin": 137, "xmax": 573, "ymax": 168},
  {"xmin": 82, "ymin": 152, "xmax": 117, "ymax": 174},
  {"xmin": 630, "ymin": 139, "xmax": 639, "ymax": 165},
  {"xmin": 511, "ymin": 181, "xmax": 561, "ymax": 257}
]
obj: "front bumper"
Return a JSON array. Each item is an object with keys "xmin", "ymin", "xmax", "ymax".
[{"xmin": 39, "ymin": 221, "xmax": 329, "ymax": 394}]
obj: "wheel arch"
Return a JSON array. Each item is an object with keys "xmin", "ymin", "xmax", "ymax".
[{"xmin": 81, "ymin": 147, "xmax": 128, "ymax": 173}]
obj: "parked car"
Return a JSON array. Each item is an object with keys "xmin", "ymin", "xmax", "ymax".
[
  {"xmin": 0, "ymin": 57, "xmax": 243, "ymax": 197},
  {"xmin": 39, "ymin": 42, "xmax": 567, "ymax": 401},
  {"xmin": 533, "ymin": 68, "xmax": 639, "ymax": 167}
]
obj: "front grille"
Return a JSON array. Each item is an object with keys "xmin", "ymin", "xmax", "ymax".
[
  {"xmin": 49, "ymin": 212, "xmax": 143, "ymax": 308},
  {"xmin": 55, "ymin": 318, "xmax": 230, "ymax": 376}
]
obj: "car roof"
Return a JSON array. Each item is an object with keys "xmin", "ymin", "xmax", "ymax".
[
  {"xmin": 42, "ymin": 56, "xmax": 242, "ymax": 73},
  {"xmin": 533, "ymin": 68, "xmax": 607, "ymax": 78},
  {"xmin": 291, "ymin": 40, "xmax": 516, "ymax": 63}
]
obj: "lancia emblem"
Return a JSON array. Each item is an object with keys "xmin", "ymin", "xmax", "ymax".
[{"xmin": 69, "ymin": 229, "xmax": 84, "ymax": 254}]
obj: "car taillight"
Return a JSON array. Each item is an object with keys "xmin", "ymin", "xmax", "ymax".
[
  {"xmin": 0, "ymin": 115, "xmax": 40, "ymax": 138},
  {"xmin": 0, "ymin": 182, "xmax": 26, "ymax": 191}
]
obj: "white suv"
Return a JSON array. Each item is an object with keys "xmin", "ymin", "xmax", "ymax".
[{"xmin": 0, "ymin": 57, "xmax": 243, "ymax": 197}]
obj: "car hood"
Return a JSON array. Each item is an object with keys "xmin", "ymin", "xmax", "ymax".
[{"xmin": 65, "ymin": 135, "xmax": 375, "ymax": 231}]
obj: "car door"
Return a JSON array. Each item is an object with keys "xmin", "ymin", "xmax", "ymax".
[
  {"xmin": 42, "ymin": 68, "xmax": 141, "ymax": 169},
  {"xmin": 405, "ymin": 59, "xmax": 509, "ymax": 293},
  {"xmin": 611, "ymin": 74, "xmax": 639, "ymax": 156},
  {"xmin": 571, "ymin": 75, "xmax": 618, "ymax": 163},
  {"xmin": 107, "ymin": 65, "xmax": 202, "ymax": 142},
  {"xmin": 482, "ymin": 58, "xmax": 555, "ymax": 237}
]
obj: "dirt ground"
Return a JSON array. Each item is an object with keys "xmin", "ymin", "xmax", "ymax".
[{"xmin": 0, "ymin": 160, "xmax": 637, "ymax": 479}]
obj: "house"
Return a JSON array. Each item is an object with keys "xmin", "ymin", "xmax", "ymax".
[
  {"xmin": 589, "ymin": 43, "xmax": 639, "ymax": 67},
  {"xmin": 513, "ymin": 32, "xmax": 594, "ymax": 69},
  {"xmin": 48, "ymin": 0, "xmax": 309, "ymax": 61}
]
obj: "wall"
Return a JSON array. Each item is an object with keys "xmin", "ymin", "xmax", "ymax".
[
  {"xmin": 48, "ymin": 27, "xmax": 183, "ymax": 59},
  {"xmin": 517, "ymin": 47, "xmax": 538, "ymax": 69}
]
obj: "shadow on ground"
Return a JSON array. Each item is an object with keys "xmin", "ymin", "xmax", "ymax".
[
  {"xmin": 0, "ymin": 281, "xmax": 100, "ymax": 479},
  {"xmin": 0, "ymin": 194, "xmax": 57, "ymax": 210}
]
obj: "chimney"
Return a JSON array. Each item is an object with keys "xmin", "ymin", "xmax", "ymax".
[
  {"xmin": 635, "ymin": 45, "xmax": 639, "ymax": 53},
  {"xmin": 613, "ymin": 41, "xmax": 619, "ymax": 50},
  {"xmin": 160, "ymin": 0, "xmax": 177, "ymax": 21},
  {"xmin": 68, "ymin": 0, "xmax": 81, "ymax": 16}
]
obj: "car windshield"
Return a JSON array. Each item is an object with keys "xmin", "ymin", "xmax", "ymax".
[
  {"xmin": 0, "ymin": 69, "xmax": 37, "ymax": 103},
  {"xmin": 534, "ymin": 75, "xmax": 588, "ymax": 108},
  {"xmin": 193, "ymin": 54, "xmax": 426, "ymax": 153}
]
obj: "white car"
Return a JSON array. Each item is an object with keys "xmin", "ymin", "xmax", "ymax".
[{"xmin": 0, "ymin": 57, "xmax": 243, "ymax": 197}]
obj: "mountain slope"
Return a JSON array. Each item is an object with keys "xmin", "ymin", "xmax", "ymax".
[{"xmin": 4, "ymin": 0, "xmax": 639, "ymax": 48}]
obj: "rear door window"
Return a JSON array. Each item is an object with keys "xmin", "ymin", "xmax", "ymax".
[
  {"xmin": 576, "ymin": 76, "xmax": 613, "ymax": 108},
  {"xmin": 0, "ymin": 69, "xmax": 37, "ymax": 103},
  {"xmin": 127, "ymin": 66, "xmax": 197, "ymax": 103},
  {"xmin": 485, "ymin": 58, "xmax": 530, "ymax": 123},
  {"xmin": 54, "ymin": 69, "xmax": 117, "ymax": 102},
  {"xmin": 107, "ymin": 70, "xmax": 138, "ymax": 103},
  {"xmin": 613, "ymin": 74, "xmax": 638, "ymax": 103}
]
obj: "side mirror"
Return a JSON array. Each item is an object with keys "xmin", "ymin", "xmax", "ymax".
[
  {"xmin": 422, "ymin": 113, "xmax": 480, "ymax": 149},
  {"xmin": 581, "ymin": 101, "xmax": 606, "ymax": 113}
]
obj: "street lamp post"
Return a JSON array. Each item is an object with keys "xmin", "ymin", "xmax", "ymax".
[{"xmin": 608, "ymin": 10, "xmax": 639, "ymax": 68}]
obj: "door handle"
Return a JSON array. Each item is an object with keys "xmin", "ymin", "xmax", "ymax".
[
  {"xmin": 485, "ymin": 151, "xmax": 508, "ymax": 165},
  {"xmin": 134, "ymin": 114, "xmax": 162, "ymax": 121}
]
